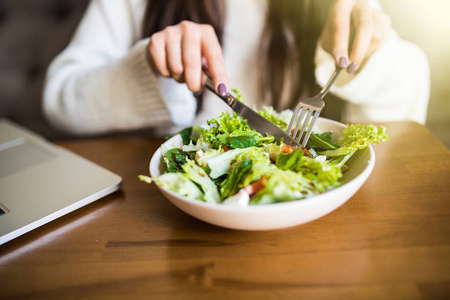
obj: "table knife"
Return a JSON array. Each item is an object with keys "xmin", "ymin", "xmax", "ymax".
[{"xmin": 204, "ymin": 78, "xmax": 299, "ymax": 147}]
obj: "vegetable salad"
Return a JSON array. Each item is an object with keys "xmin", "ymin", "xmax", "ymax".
[{"xmin": 140, "ymin": 106, "xmax": 388, "ymax": 206}]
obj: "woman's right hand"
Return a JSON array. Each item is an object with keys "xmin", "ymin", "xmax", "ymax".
[
  {"xmin": 320, "ymin": 0, "xmax": 391, "ymax": 74},
  {"xmin": 146, "ymin": 20, "xmax": 228, "ymax": 96}
]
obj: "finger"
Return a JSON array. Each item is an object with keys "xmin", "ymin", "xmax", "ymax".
[
  {"xmin": 164, "ymin": 26, "xmax": 184, "ymax": 81},
  {"xmin": 329, "ymin": 0, "xmax": 353, "ymax": 68},
  {"xmin": 181, "ymin": 22, "xmax": 202, "ymax": 92},
  {"xmin": 201, "ymin": 57, "xmax": 211, "ymax": 76},
  {"xmin": 201, "ymin": 57, "xmax": 209, "ymax": 86},
  {"xmin": 148, "ymin": 32, "xmax": 170, "ymax": 77},
  {"xmin": 348, "ymin": 5, "xmax": 374, "ymax": 73},
  {"xmin": 200, "ymin": 24, "xmax": 228, "ymax": 96}
]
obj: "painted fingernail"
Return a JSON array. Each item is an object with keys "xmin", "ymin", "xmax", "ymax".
[
  {"xmin": 348, "ymin": 62, "xmax": 358, "ymax": 74},
  {"xmin": 218, "ymin": 83, "xmax": 227, "ymax": 96},
  {"xmin": 339, "ymin": 56, "xmax": 348, "ymax": 68}
]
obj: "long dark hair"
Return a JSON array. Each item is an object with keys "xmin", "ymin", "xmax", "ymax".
[
  {"xmin": 142, "ymin": 0, "xmax": 333, "ymax": 112},
  {"xmin": 142, "ymin": 0, "xmax": 225, "ymax": 45}
]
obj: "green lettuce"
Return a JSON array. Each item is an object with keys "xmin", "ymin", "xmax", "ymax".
[
  {"xmin": 250, "ymin": 155, "xmax": 342, "ymax": 205},
  {"xmin": 219, "ymin": 159, "xmax": 253, "ymax": 199},
  {"xmin": 232, "ymin": 88, "xmax": 245, "ymax": 103},
  {"xmin": 258, "ymin": 106, "xmax": 289, "ymax": 131},
  {"xmin": 181, "ymin": 159, "xmax": 221, "ymax": 203},
  {"xmin": 202, "ymin": 112, "xmax": 252, "ymax": 149},
  {"xmin": 319, "ymin": 124, "xmax": 388, "ymax": 157},
  {"xmin": 276, "ymin": 150, "xmax": 304, "ymax": 170},
  {"xmin": 275, "ymin": 149, "xmax": 342, "ymax": 192},
  {"xmin": 202, "ymin": 112, "xmax": 275, "ymax": 149},
  {"xmin": 295, "ymin": 156, "xmax": 342, "ymax": 192},
  {"xmin": 251, "ymin": 170, "xmax": 313, "ymax": 204},
  {"xmin": 164, "ymin": 148, "xmax": 194, "ymax": 173},
  {"xmin": 139, "ymin": 173, "xmax": 203, "ymax": 199},
  {"xmin": 196, "ymin": 148, "xmax": 248, "ymax": 179},
  {"xmin": 307, "ymin": 132, "xmax": 339, "ymax": 151},
  {"xmin": 234, "ymin": 148, "xmax": 273, "ymax": 187},
  {"xmin": 143, "ymin": 103, "xmax": 388, "ymax": 206},
  {"xmin": 168, "ymin": 125, "xmax": 205, "ymax": 145}
]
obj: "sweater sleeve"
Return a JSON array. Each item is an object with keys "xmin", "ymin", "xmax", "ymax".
[
  {"xmin": 43, "ymin": 0, "xmax": 197, "ymax": 135},
  {"xmin": 314, "ymin": 17, "xmax": 430, "ymax": 125}
]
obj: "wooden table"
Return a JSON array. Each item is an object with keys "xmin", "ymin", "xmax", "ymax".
[{"xmin": 1, "ymin": 121, "xmax": 449, "ymax": 299}]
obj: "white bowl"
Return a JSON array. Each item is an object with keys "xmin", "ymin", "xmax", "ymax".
[{"xmin": 149, "ymin": 118, "xmax": 375, "ymax": 230}]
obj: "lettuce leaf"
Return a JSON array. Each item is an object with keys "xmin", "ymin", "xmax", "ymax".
[
  {"xmin": 144, "ymin": 104, "xmax": 389, "ymax": 206},
  {"xmin": 164, "ymin": 148, "xmax": 194, "ymax": 173},
  {"xmin": 202, "ymin": 112, "xmax": 252, "ymax": 149},
  {"xmin": 276, "ymin": 150, "xmax": 304, "ymax": 170},
  {"xmin": 202, "ymin": 112, "xmax": 275, "ymax": 149},
  {"xmin": 181, "ymin": 159, "xmax": 221, "ymax": 203},
  {"xmin": 234, "ymin": 148, "xmax": 273, "ymax": 187},
  {"xmin": 232, "ymin": 88, "xmax": 245, "ymax": 103},
  {"xmin": 295, "ymin": 156, "xmax": 342, "ymax": 192},
  {"xmin": 219, "ymin": 159, "xmax": 253, "ymax": 199},
  {"xmin": 307, "ymin": 132, "xmax": 339, "ymax": 151},
  {"xmin": 178, "ymin": 127, "xmax": 193, "ymax": 145},
  {"xmin": 250, "ymin": 170, "xmax": 313, "ymax": 204},
  {"xmin": 229, "ymin": 130, "xmax": 258, "ymax": 148},
  {"xmin": 275, "ymin": 149, "xmax": 342, "ymax": 192},
  {"xmin": 327, "ymin": 152, "xmax": 355, "ymax": 169},
  {"xmin": 196, "ymin": 148, "xmax": 248, "ymax": 179},
  {"xmin": 140, "ymin": 173, "xmax": 203, "ymax": 199},
  {"xmin": 258, "ymin": 106, "xmax": 289, "ymax": 131},
  {"xmin": 319, "ymin": 124, "xmax": 388, "ymax": 157}
]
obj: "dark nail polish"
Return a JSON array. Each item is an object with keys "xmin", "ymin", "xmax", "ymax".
[
  {"xmin": 218, "ymin": 83, "xmax": 227, "ymax": 96},
  {"xmin": 348, "ymin": 62, "xmax": 358, "ymax": 74},
  {"xmin": 339, "ymin": 56, "xmax": 348, "ymax": 68}
]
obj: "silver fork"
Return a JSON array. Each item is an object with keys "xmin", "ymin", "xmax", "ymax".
[{"xmin": 286, "ymin": 67, "xmax": 343, "ymax": 147}]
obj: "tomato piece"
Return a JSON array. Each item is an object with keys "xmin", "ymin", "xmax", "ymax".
[
  {"xmin": 243, "ymin": 176, "xmax": 268, "ymax": 196},
  {"xmin": 281, "ymin": 145, "xmax": 294, "ymax": 154}
]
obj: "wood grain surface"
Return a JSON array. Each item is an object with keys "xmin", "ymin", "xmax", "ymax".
[{"xmin": 0, "ymin": 121, "xmax": 449, "ymax": 299}]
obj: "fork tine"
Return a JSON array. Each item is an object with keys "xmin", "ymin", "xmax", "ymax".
[
  {"xmin": 286, "ymin": 106, "xmax": 300, "ymax": 134},
  {"xmin": 292, "ymin": 108, "xmax": 307, "ymax": 141},
  {"xmin": 301, "ymin": 111, "xmax": 320, "ymax": 147},
  {"xmin": 296, "ymin": 110, "xmax": 313, "ymax": 144},
  {"xmin": 286, "ymin": 67, "xmax": 341, "ymax": 147}
]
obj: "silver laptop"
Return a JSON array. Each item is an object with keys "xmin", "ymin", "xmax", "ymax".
[{"xmin": 0, "ymin": 119, "xmax": 122, "ymax": 245}]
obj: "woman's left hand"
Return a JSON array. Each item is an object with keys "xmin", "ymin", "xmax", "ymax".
[{"xmin": 320, "ymin": 0, "xmax": 391, "ymax": 73}]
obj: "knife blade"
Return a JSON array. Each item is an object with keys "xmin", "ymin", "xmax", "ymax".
[{"xmin": 204, "ymin": 78, "xmax": 299, "ymax": 147}]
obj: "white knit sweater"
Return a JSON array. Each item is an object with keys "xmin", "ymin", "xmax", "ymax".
[{"xmin": 43, "ymin": 0, "xmax": 430, "ymax": 136}]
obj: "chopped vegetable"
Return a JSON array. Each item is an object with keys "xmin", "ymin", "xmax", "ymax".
[
  {"xmin": 182, "ymin": 159, "xmax": 221, "ymax": 204},
  {"xmin": 142, "ymin": 102, "xmax": 388, "ymax": 206}
]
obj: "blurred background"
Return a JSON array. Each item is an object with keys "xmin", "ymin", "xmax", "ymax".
[
  {"xmin": 380, "ymin": 0, "xmax": 450, "ymax": 147},
  {"xmin": 0, "ymin": 0, "xmax": 90, "ymax": 139},
  {"xmin": 0, "ymin": 0, "xmax": 449, "ymax": 146}
]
